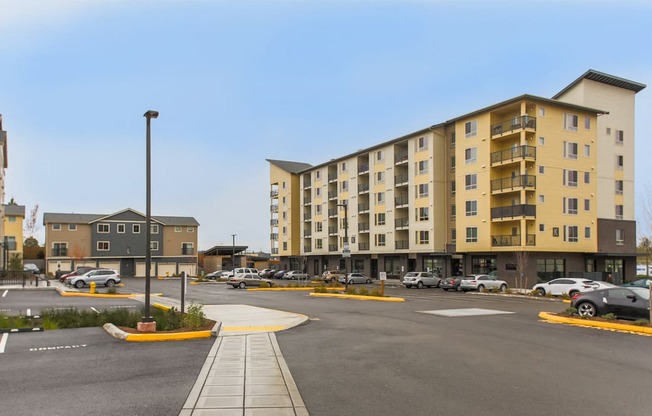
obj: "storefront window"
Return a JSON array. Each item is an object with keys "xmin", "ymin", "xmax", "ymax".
[
  {"xmin": 423, "ymin": 257, "xmax": 444, "ymax": 277},
  {"xmin": 536, "ymin": 258, "xmax": 565, "ymax": 282},
  {"xmin": 471, "ymin": 256, "xmax": 496, "ymax": 275}
]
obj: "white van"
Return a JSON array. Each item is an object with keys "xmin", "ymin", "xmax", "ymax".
[{"xmin": 232, "ymin": 268, "xmax": 259, "ymax": 279}]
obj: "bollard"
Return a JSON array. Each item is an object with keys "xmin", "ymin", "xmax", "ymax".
[{"xmin": 90, "ymin": 281, "xmax": 96, "ymax": 294}]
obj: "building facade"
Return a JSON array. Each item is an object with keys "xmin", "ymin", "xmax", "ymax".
[
  {"xmin": 268, "ymin": 70, "xmax": 645, "ymax": 287},
  {"xmin": 0, "ymin": 115, "xmax": 8, "ymax": 269},
  {"xmin": 3, "ymin": 204, "xmax": 25, "ymax": 265},
  {"xmin": 43, "ymin": 208, "xmax": 199, "ymax": 277}
]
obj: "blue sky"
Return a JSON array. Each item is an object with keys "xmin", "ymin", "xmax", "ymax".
[{"xmin": 1, "ymin": 0, "xmax": 651, "ymax": 251}]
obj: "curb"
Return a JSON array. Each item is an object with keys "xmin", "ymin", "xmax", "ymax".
[
  {"xmin": 248, "ymin": 287, "xmax": 343, "ymax": 291},
  {"xmin": 309, "ymin": 292, "xmax": 405, "ymax": 302},
  {"xmin": 103, "ymin": 320, "xmax": 222, "ymax": 342},
  {"xmin": 538, "ymin": 311, "xmax": 652, "ymax": 335}
]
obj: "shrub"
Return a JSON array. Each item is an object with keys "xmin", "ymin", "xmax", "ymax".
[
  {"xmin": 313, "ymin": 286, "xmax": 328, "ymax": 293},
  {"xmin": 357, "ymin": 287, "xmax": 369, "ymax": 296},
  {"xmin": 633, "ymin": 319, "xmax": 650, "ymax": 326},
  {"xmin": 561, "ymin": 293, "xmax": 571, "ymax": 300},
  {"xmin": 259, "ymin": 282, "xmax": 271, "ymax": 288},
  {"xmin": 564, "ymin": 307, "xmax": 578, "ymax": 316},
  {"xmin": 345, "ymin": 286, "xmax": 356, "ymax": 295},
  {"xmin": 368, "ymin": 289, "xmax": 383, "ymax": 297},
  {"xmin": 182, "ymin": 303, "xmax": 206, "ymax": 330},
  {"xmin": 107, "ymin": 287, "xmax": 117, "ymax": 294},
  {"xmin": 601, "ymin": 313, "xmax": 617, "ymax": 320}
]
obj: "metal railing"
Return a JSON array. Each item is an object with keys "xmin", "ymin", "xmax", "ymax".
[
  {"xmin": 328, "ymin": 173, "xmax": 337, "ymax": 182},
  {"xmin": 304, "ymin": 246, "xmax": 312, "ymax": 253},
  {"xmin": 394, "ymin": 174, "xmax": 408, "ymax": 185},
  {"xmin": 328, "ymin": 208, "xmax": 338, "ymax": 217},
  {"xmin": 395, "ymin": 153, "xmax": 408, "ymax": 164},
  {"xmin": 270, "ymin": 205, "xmax": 278, "ymax": 213},
  {"xmin": 271, "ymin": 248, "xmax": 279, "ymax": 255},
  {"xmin": 491, "ymin": 234, "xmax": 536, "ymax": 246},
  {"xmin": 328, "ymin": 191, "xmax": 337, "ymax": 200},
  {"xmin": 303, "ymin": 213, "xmax": 312, "ymax": 221},
  {"xmin": 491, "ymin": 115, "xmax": 536, "ymax": 136},
  {"xmin": 395, "ymin": 240, "xmax": 409, "ymax": 249},
  {"xmin": 358, "ymin": 183, "xmax": 369, "ymax": 193},
  {"xmin": 358, "ymin": 203, "xmax": 370, "ymax": 212},
  {"xmin": 491, "ymin": 145, "xmax": 536, "ymax": 164},
  {"xmin": 490, "ymin": 204, "xmax": 536, "ymax": 219},
  {"xmin": 358, "ymin": 164, "xmax": 369, "ymax": 174},
  {"xmin": 491, "ymin": 174, "xmax": 536, "ymax": 192},
  {"xmin": 358, "ymin": 223, "xmax": 369, "ymax": 232},
  {"xmin": 270, "ymin": 190, "xmax": 278, "ymax": 198},
  {"xmin": 395, "ymin": 218, "xmax": 409, "ymax": 228},
  {"xmin": 329, "ymin": 244, "xmax": 338, "ymax": 252},
  {"xmin": 395, "ymin": 196, "xmax": 409, "ymax": 207},
  {"xmin": 270, "ymin": 233, "xmax": 278, "ymax": 241},
  {"xmin": 270, "ymin": 219, "xmax": 278, "ymax": 226},
  {"xmin": 303, "ymin": 230, "xmax": 312, "ymax": 237},
  {"xmin": 328, "ymin": 226, "xmax": 338, "ymax": 235},
  {"xmin": 358, "ymin": 243, "xmax": 370, "ymax": 250}
]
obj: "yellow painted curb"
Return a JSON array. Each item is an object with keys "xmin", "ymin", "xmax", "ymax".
[
  {"xmin": 562, "ymin": 299, "xmax": 571, "ymax": 304},
  {"xmin": 125, "ymin": 330, "xmax": 212, "ymax": 342},
  {"xmin": 222, "ymin": 326, "xmax": 287, "ymax": 332},
  {"xmin": 153, "ymin": 303, "xmax": 172, "ymax": 311},
  {"xmin": 59, "ymin": 292, "xmax": 137, "ymax": 298},
  {"xmin": 309, "ymin": 292, "xmax": 404, "ymax": 302},
  {"xmin": 538, "ymin": 311, "xmax": 652, "ymax": 335},
  {"xmin": 248, "ymin": 287, "xmax": 343, "ymax": 291}
]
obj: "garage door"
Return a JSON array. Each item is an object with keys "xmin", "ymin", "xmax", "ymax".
[
  {"xmin": 76, "ymin": 261, "xmax": 97, "ymax": 268},
  {"xmin": 179, "ymin": 263, "xmax": 197, "ymax": 277},
  {"xmin": 48, "ymin": 260, "xmax": 71, "ymax": 274},
  {"xmin": 135, "ymin": 262, "xmax": 155, "ymax": 278},
  {"xmin": 99, "ymin": 261, "xmax": 121, "ymax": 274},
  {"xmin": 157, "ymin": 262, "xmax": 176, "ymax": 277}
]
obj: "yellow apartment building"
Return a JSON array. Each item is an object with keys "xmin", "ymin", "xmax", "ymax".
[
  {"xmin": 268, "ymin": 70, "xmax": 645, "ymax": 287},
  {"xmin": 3, "ymin": 204, "xmax": 25, "ymax": 265}
]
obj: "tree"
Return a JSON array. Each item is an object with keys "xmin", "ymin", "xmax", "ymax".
[
  {"xmin": 24, "ymin": 204, "xmax": 39, "ymax": 239},
  {"xmin": 24, "ymin": 237, "xmax": 39, "ymax": 247},
  {"xmin": 514, "ymin": 249, "xmax": 529, "ymax": 292},
  {"xmin": 70, "ymin": 245, "xmax": 87, "ymax": 269}
]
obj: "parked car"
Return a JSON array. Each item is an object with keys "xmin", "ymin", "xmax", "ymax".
[
  {"xmin": 284, "ymin": 271, "xmax": 311, "ymax": 280},
  {"xmin": 620, "ymin": 278, "xmax": 652, "ymax": 288},
  {"xmin": 23, "ymin": 263, "xmax": 40, "ymax": 275},
  {"xmin": 318, "ymin": 270, "xmax": 344, "ymax": 283},
  {"xmin": 338, "ymin": 273, "xmax": 372, "ymax": 285},
  {"xmin": 228, "ymin": 275, "xmax": 273, "ymax": 289},
  {"xmin": 272, "ymin": 270, "xmax": 287, "ymax": 279},
  {"xmin": 60, "ymin": 266, "xmax": 99, "ymax": 283},
  {"xmin": 571, "ymin": 287, "xmax": 650, "ymax": 319},
  {"xmin": 440, "ymin": 276, "xmax": 463, "ymax": 292},
  {"xmin": 532, "ymin": 278, "xmax": 599, "ymax": 296},
  {"xmin": 460, "ymin": 274, "xmax": 508, "ymax": 292},
  {"xmin": 260, "ymin": 269, "xmax": 278, "ymax": 278},
  {"xmin": 402, "ymin": 272, "xmax": 442, "ymax": 289},
  {"xmin": 68, "ymin": 269, "xmax": 121, "ymax": 288},
  {"xmin": 205, "ymin": 270, "xmax": 230, "ymax": 280},
  {"xmin": 232, "ymin": 268, "xmax": 259, "ymax": 279}
]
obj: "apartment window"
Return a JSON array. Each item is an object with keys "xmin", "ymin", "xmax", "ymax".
[
  {"xmin": 584, "ymin": 172, "xmax": 590, "ymax": 184},
  {"xmin": 282, "ymin": 181, "xmax": 286, "ymax": 189},
  {"xmin": 97, "ymin": 223, "xmax": 109, "ymax": 233},
  {"xmin": 283, "ymin": 242, "xmax": 288, "ymax": 250},
  {"xmin": 7, "ymin": 216, "xmax": 15, "ymax": 223},
  {"xmin": 417, "ymin": 160, "xmax": 428, "ymax": 174},
  {"xmin": 315, "ymin": 204, "xmax": 322, "ymax": 215},
  {"xmin": 563, "ymin": 113, "xmax": 579, "ymax": 131},
  {"xmin": 450, "ymin": 133, "xmax": 456, "ymax": 148},
  {"xmin": 53, "ymin": 242, "xmax": 68, "ymax": 256},
  {"xmin": 464, "ymin": 120, "xmax": 477, "ymax": 138},
  {"xmin": 615, "ymin": 130, "xmax": 624, "ymax": 145},
  {"xmin": 416, "ymin": 231, "xmax": 429, "ymax": 244},
  {"xmin": 376, "ymin": 171, "xmax": 385, "ymax": 183},
  {"xmin": 584, "ymin": 117, "xmax": 591, "ymax": 129},
  {"xmin": 282, "ymin": 226, "xmax": 287, "ymax": 235},
  {"xmin": 133, "ymin": 224, "xmax": 141, "ymax": 233},
  {"xmin": 539, "ymin": 108, "xmax": 545, "ymax": 117},
  {"xmin": 315, "ymin": 239, "xmax": 323, "ymax": 250},
  {"xmin": 616, "ymin": 155, "xmax": 624, "ymax": 170},
  {"xmin": 375, "ymin": 213, "xmax": 386, "ymax": 226},
  {"xmin": 465, "ymin": 147, "xmax": 477, "ymax": 164},
  {"xmin": 316, "ymin": 187, "xmax": 321, "ymax": 197},
  {"xmin": 539, "ymin": 195, "xmax": 545, "ymax": 203},
  {"xmin": 585, "ymin": 227, "xmax": 591, "ymax": 238},
  {"xmin": 375, "ymin": 234, "xmax": 386, "ymax": 247},
  {"xmin": 451, "ymin": 228, "xmax": 456, "ymax": 242},
  {"xmin": 188, "ymin": 227, "xmax": 194, "ymax": 233},
  {"xmin": 584, "ymin": 145, "xmax": 590, "ymax": 157},
  {"xmin": 97, "ymin": 241, "xmax": 110, "ymax": 251},
  {"xmin": 418, "ymin": 136, "xmax": 428, "ymax": 150},
  {"xmin": 450, "ymin": 156, "xmax": 456, "ymax": 171},
  {"xmin": 182, "ymin": 242, "xmax": 194, "ymax": 254},
  {"xmin": 584, "ymin": 199, "xmax": 590, "ymax": 211},
  {"xmin": 451, "ymin": 181, "xmax": 456, "ymax": 195},
  {"xmin": 466, "ymin": 227, "xmax": 478, "ymax": 243},
  {"xmin": 150, "ymin": 224, "xmax": 159, "ymax": 234},
  {"xmin": 341, "ymin": 162, "xmax": 347, "ymax": 172},
  {"xmin": 282, "ymin": 212, "xmax": 287, "ymax": 220},
  {"xmin": 451, "ymin": 204, "xmax": 456, "ymax": 219},
  {"xmin": 315, "ymin": 170, "xmax": 321, "ymax": 180},
  {"xmin": 376, "ymin": 192, "xmax": 385, "ymax": 204},
  {"xmin": 538, "ymin": 136, "xmax": 545, "ymax": 146},
  {"xmin": 616, "ymin": 229, "xmax": 625, "ymax": 245},
  {"xmin": 606, "ymin": 127, "xmax": 612, "ymax": 135},
  {"xmin": 615, "ymin": 205, "xmax": 624, "ymax": 219},
  {"xmin": 118, "ymin": 224, "xmax": 126, "ymax": 233},
  {"xmin": 465, "ymin": 174, "xmax": 477, "ymax": 190},
  {"xmin": 375, "ymin": 150, "xmax": 384, "ymax": 162},
  {"xmin": 341, "ymin": 180, "xmax": 348, "ymax": 192},
  {"xmin": 465, "ymin": 200, "xmax": 478, "ymax": 216},
  {"xmin": 52, "ymin": 224, "xmax": 61, "ymax": 231},
  {"xmin": 565, "ymin": 226, "xmax": 579, "ymax": 242},
  {"xmin": 615, "ymin": 180, "xmax": 624, "ymax": 195},
  {"xmin": 563, "ymin": 141, "xmax": 578, "ymax": 159},
  {"xmin": 563, "ymin": 170, "xmax": 578, "ymax": 187},
  {"xmin": 416, "ymin": 184, "xmax": 428, "ymax": 198},
  {"xmin": 538, "ymin": 166, "xmax": 545, "ymax": 175},
  {"xmin": 539, "ymin": 224, "xmax": 545, "ymax": 232},
  {"xmin": 68, "ymin": 224, "xmax": 77, "ymax": 231},
  {"xmin": 563, "ymin": 198, "xmax": 578, "ymax": 215},
  {"xmin": 175, "ymin": 226, "xmax": 182, "ymax": 232},
  {"xmin": 417, "ymin": 207, "xmax": 429, "ymax": 221},
  {"xmin": 315, "ymin": 222, "xmax": 323, "ymax": 232},
  {"xmin": 282, "ymin": 196, "xmax": 287, "ymax": 204}
]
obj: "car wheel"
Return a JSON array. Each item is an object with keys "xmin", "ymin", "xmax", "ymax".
[
  {"xmin": 348, "ymin": 280, "xmax": 354, "ymax": 285},
  {"xmin": 443, "ymin": 288, "xmax": 449, "ymax": 291},
  {"xmin": 365, "ymin": 279, "xmax": 372, "ymax": 284},
  {"xmin": 75, "ymin": 280, "xmax": 85, "ymax": 289},
  {"xmin": 576, "ymin": 301, "xmax": 597, "ymax": 317},
  {"xmin": 499, "ymin": 284, "xmax": 507, "ymax": 293},
  {"xmin": 405, "ymin": 284, "xmax": 412, "ymax": 289},
  {"xmin": 477, "ymin": 284, "xmax": 485, "ymax": 293},
  {"xmin": 105, "ymin": 280, "xmax": 116, "ymax": 287},
  {"xmin": 536, "ymin": 288, "xmax": 546, "ymax": 296},
  {"xmin": 417, "ymin": 281, "xmax": 424, "ymax": 289},
  {"xmin": 456, "ymin": 285, "xmax": 463, "ymax": 292},
  {"xmin": 238, "ymin": 282, "xmax": 246, "ymax": 289}
]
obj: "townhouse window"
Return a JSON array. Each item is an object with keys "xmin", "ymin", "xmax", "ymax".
[
  {"xmin": 450, "ymin": 156, "xmax": 456, "ymax": 171},
  {"xmin": 616, "ymin": 155, "xmax": 624, "ymax": 170},
  {"xmin": 133, "ymin": 224, "xmax": 141, "ymax": 233},
  {"xmin": 175, "ymin": 226, "xmax": 182, "ymax": 232},
  {"xmin": 615, "ymin": 205, "xmax": 624, "ymax": 219},
  {"xmin": 376, "ymin": 192, "xmax": 385, "ymax": 204},
  {"xmin": 564, "ymin": 225, "xmax": 579, "ymax": 242},
  {"xmin": 538, "ymin": 166, "xmax": 545, "ymax": 174},
  {"xmin": 315, "ymin": 239, "xmax": 323, "ymax": 249},
  {"xmin": 53, "ymin": 242, "xmax": 68, "ymax": 256},
  {"xmin": 417, "ymin": 207, "xmax": 429, "ymax": 221},
  {"xmin": 465, "ymin": 200, "xmax": 478, "ymax": 216},
  {"xmin": 539, "ymin": 224, "xmax": 545, "ymax": 232},
  {"xmin": 539, "ymin": 108, "xmax": 545, "ymax": 117},
  {"xmin": 150, "ymin": 224, "xmax": 159, "ymax": 234},
  {"xmin": 417, "ymin": 160, "xmax": 428, "ymax": 174},
  {"xmin": 584, "ymin": 199, "xmax": 590, "ymax": 211},
  {"xmin": 563, "ymin": 141, "xmax": 578, "ymax": 159},
  {"xmin": 451, "ymin": 181, "xmax": 456, "ymax": 195},
  {"xmin": 68, "ymin": 224, "xmax": 77, "ymax": 231},
  {"xmin": 563, "ymin": 169, "xmax": 578, "ymax": 187},
  {"xmin": 97, "ymin": 223, "xmax": 109, "ymax": 233},
  {"xmin": 376, "ymin": 171, "xmax": 385, "ymax": 183},
  {"xmin": 149, "ymin": 241, "xmax": 158, "ymax": 251},
  {"xmin": 375, "ymin": 234, "xmax": 386, "ymax": 247},
  {"xmin": 615, "ymin": 130, "xmax": 624, "ymax": 145},
  {"xmin": 451, "ymin": 228, "xmax": 456, "ymax": 242},
  {"xmin": 416, "ymin": 231, "xmax": 429, "ymax": 244},
  {"xmin": 584, "ymin": 172, "xmax": 590, "ymax": 184},
  {"xmin": 7, "ymin": 216, "xmax": 15, "ymax": 223},
  {"xmin": 418, "ymin": 136, "xmax": 428, "ymax": 150},
  {"xmin": 616, "ymin": 229, "xmax": 624, "ymax": 245},
  {"xmin": 187, "ymin": 227, "xmax": 194, "ymax": 233},
  {"xmin": 451, "ymin": 204, "xmax": 456, "ymax": 220},
  {"xmin": 584, "ymin": 117, "xmax": 591, "ymax": 129},
  {"xmin": 465, "ymin": 174, "xmax": 477, "ymax": 190},
  {"xmin": 182, "ymin": 242, "xmax": 194, "ymax": 255},
  {"xmin": 341, "ymin": 180, "xmax": 348, "ymax": 192},
  {"xmin": 539, "ymin": 195, "xmax": 545, "ymax": 203},
  {"xmin": 118, "ymin": 224, "xmax": 126, "ymax": 233},
  {"xmin": 585, "ymin": 227, "xmax": 591, "ymax": 238},
  {"xmin": 466, "ymin": 227, "xmax": 478, "ymax": 243},
  {"xmin": 464, "ymin": 120, "xmax": 477, "ymax": 138},
  {"xmin": 416, "ymin": 184, "xmax": 428, "ymax": 198},
  {"xmin": 465, "ymin": 147, "xmax": 477, "ymax": 164},
  {"xmin": 97, "ymin": 241, "xmax": 110, "ymax": 251},
  {"xmin": 52, "ymin": 224, "xmax": 61, "ymax": 231},
  {"xmin": 615, "ymin": 180, "xmax": 624, "ymax": 195},
  {"xmin": 538, "ymin": 136, "xmax": 545, "ymax": 146},
  {"xmin": 563, "ymin": 113, "xmax": 579, "ymax": 131},
  {"xmin": 584, "ymin": 144, "xmax": 590, "ymax": 157},
  {"xmin": 563, "ymin": 197, "xmax": 578, "ymax": 215}
]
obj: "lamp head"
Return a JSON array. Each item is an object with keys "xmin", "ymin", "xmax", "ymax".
[{"xmin": 143, "ymin": 110, "xmax": 159, "ymax": 119}]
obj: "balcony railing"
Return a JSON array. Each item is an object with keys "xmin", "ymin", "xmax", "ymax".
[
  {"xmin": 303, "ymin": 182, "xmax": 312, "ymax": 190},
  {"xmin": 270, "ymin": 204, "xmax": 278, "ymax": 213},
  {"xmin": 358, "ymin": 223, "xmax": 369, "ymax": 232},
  {"xmin": 304, "ymin": 246, "xmax": 312, "ymax": 253},
  {"xmin": 182, "ymin": 248, "xmax": 195, "ymax": 255},
  {"xmin": 395, "ymin": 240, "xmax": 409, "ymax": 249},
  {"xmin": 491, "ymin": 234, "xmax": 536, "ymax": 246},
  {"xmin": 395, "ymin": 152, "xmax": 408, "ymax": 164},
  {"xmin": 491, "ymin": 204, "xmax": 536, "ymax": 219},
  {"xmin": 270, "ymin": 233, "xmax": 278, "ymax": 241},
  {"xmin": 491, "ymin": 174, "xmax": 536, "ymax": 193},
  {"xmin": 358, "ymin": 203, "xmax": 370, "ymax": 213},
  {"xmin": 270, "ymin": 190, "xmax": 279, "ymax": 198},
  {"xmin": 303, "ymin": 197, "xmax": 312, "ymax": 205},
  {"xmin": 491, "ymin": 145, "xmax": 536, "ymax": 165},
  {"xmin": 328, "ymin": 226, "xmax": 338, "ymax": 235},
  {"xmin": 328, "ymin": 191, "xmax": 337, "ymax": 200},
  {"xmin": 328, "ymin": 208, "xmax": 338, "ymax": 217},
  {"xmin": 270, "ymin": 219, "xmax": 278, "ymax": 226},
  {"xmin": 304, "ymin": 230, "xmax": 312, "ymax": 237},
  {"xmin": 271, "ymin": 248, "xmax": 279, "ymax": 255},
  {"xmin": 394, "ymin": 174, "xmax": 408, "ymax": 186},
  {"xmin": 395, "ymin": 218, "xmax": 409, "ymax": 228},
  {"xmin": 491, "ymin": 115, "xmax": 536, "ymax": 136},
  {"xmin": 358, "ymin": 243, "xmax": 370, "ymax": 251},
  {"xmin": 358, "ymin": 183, "xmax": 369, "ymax": 193},
  {"xmin": 303, "ymin": 213, "xmax": 312, "ymax": 221},
  {"xmin": 395, "ymin": 196, "xmax": 409, "ymax": 207},
  {"xmin": 329, "ymin": 244, "xmax": 338, "ymax": 252},
  {"xmin": 358, "ymin": 164, "xmax": 369, "ymax": 174},
  {"xmin": 328, "ymin": 173, "xmax": 337, "ymax": 182}
]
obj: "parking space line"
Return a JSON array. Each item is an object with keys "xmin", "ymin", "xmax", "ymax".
[
  {"xmin": 2, "ymin": 290, "xmax": 7, "ymax": 297},
  {"xmin": 27, "ymin": 308, "xmax": 31, "ymax": 316},
  {"xmin": 91, "ymin": 307, "xmax": 100, "ymax": 313},
  {"xmin": 0, "ymin": 333, "xmax": 7, "ymax": 353}
]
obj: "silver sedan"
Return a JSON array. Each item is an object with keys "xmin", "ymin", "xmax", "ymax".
[
  {"xmin": 459, "ymin": 274, "xmax": 508, "ymax": 292},
  {"xmin": 338, "ymin": 273, "xmax": 372, "ymax": 285}
]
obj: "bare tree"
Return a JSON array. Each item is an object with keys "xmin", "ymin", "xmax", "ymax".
[
  {"xmin": 24, "ymin": 204, "xmax": 39, "ymax": 239},
  {"xmin": 514, "ymin": 249, "xmax": 529, "ymax": 292},
  {"xmin": 70, "ymin": 245, "xmax": 87, "ymax": 270}
]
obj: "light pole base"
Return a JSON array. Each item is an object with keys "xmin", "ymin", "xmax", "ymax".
[{"xmin": 137, "ymin": 321, "xmax": 157, "ymax": 332}]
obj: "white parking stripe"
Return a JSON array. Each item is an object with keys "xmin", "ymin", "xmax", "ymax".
[
  {"xmin": 91, "ymin": 307, "xmax": 100, "ymax": 314},
  {"xmin": 26, "ymin": 309, "xmax": 31, "ymax": 316},
  {"xmin": 0, "ymin": 333, "xmax": 8, "ymax": 353},
  {"xmin": 2, "ymin": 290, "xmax": 7, "ymax": 297}
]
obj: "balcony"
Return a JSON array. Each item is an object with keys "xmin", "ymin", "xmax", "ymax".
[
  {"xmin": 328, "ymin": 191, "xmax": 338, "ymax": 200},
  {"xmin": 395, "ymin": 240, "xmax": 409, "ymax": 249},
  {"xmin": 491, "ymin": 115, "xmax": 536, "ymax": 137},
  {"xmin": 358, "ymin": 203, "xmax": 370, "ymax": 213},
  {"xmin": 270, "ymin": 204, "xmax": 278, "ymax": 213},
  {"xmin": 490, "ymin": 145, "xmax": 536, "ymax": 166},
  {"xmin": 328, "ymin": 173, "xmax": 337, "ymax": 182},
  {"xmin": 358, "ymin": 164, "xmax": 369, "ymax": 174},
  {"xmin": 271, "ymin": 248, "xmax": 279, "ymax": 255},
  {"xmin": 358, "ymin": 223, "xmax": 369, "ymax": 232},
  {"xmin": 395, "ymin": 218, "xmax": 409, "ymax": 229},
  {"xmin": 491, "ymin": 234, "xmax": 536, "ymax": 247},
  {"xmin": 329, "ymin": 244, "xmax": 338, "ymax": 252},
  {"xmin": 270, "ymin": 190, "xmax": 279, "ymax": 198},
  {"xmin": 270, "ymin": 233, "xmax": 278, "ymax": 241},
  {"xmin": 328, "ymin": 208, "xmax": 338, "ymax": 217},
  {"xmin": 395, "ymin": 152, "xmax": 408, "ymax": 165},
  {"xmin": 304, "ymin": 230, "xmax": 312, "ymax": 238},
  {"xmin": 303, "ymin": 197, "xmax": 312, "ymax": 205},
  {"xmin": 303, "ymin": 182, "xmax": 312, "ymax": 190},
  {"xmin": 358, "ymin": 242, "xmax": 370, "ymax": 251},
  {"xmin": 491, "ymin": 204, "xmax": 536, "ymax": 220},
  {"xmin": 328, "ymin": 226, "xmax": 338, "ymax": 235},
  {"xmin": 358, "ymin": 183, "xmax": 369, "ymax": 194},
  {"xmin": 270, "ymin": 219, "xmax": 278, "ymax": 226},
  {"xmin": 303, "ymin": 213, "xmax": 312, "ymax": 221},
  {"xmin": 182, "ymin": 247, "xmax": 195, "ymax": 255},
  {"xmin": 491, "ymin": 174, "xmax": 536, "ymax": 193},
  {"xmin": 395, "ymin": 196, "xmax": 409, "ymax": 208},
  {"xmin": 394, "ymin": 174, "xmax": 408, "ymax": 186},
  {"xmin": 303, "ymin": 246, "xmax": 312, "ymax": 253}
]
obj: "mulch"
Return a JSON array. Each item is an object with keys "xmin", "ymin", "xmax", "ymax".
[{"xmin": 117, "ymin": 319, "xmax": 216, "ymax": 334}]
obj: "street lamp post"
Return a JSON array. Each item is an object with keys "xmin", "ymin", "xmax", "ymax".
[
  {"xmin": 138, "ymin": 110, "xmax": 158, "ymax": 332},
  {"xmin": 337, "ymin": 201, "xmax": 350, "ymax": 290},
  {"xmin": 232, "ymin": 234, "xmax": 237, "ymax": 269}
]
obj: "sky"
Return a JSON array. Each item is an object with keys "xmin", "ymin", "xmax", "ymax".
[{"xmin": 1, "ymin": 0, "xmax": 651, "ymax": 252}]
